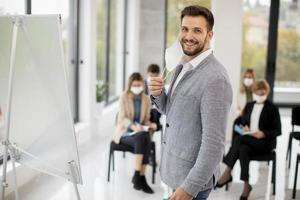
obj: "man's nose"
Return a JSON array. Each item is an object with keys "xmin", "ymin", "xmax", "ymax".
[{"xmin": 184, "ymin": 30, "xmax": 195, "ymax": 41}]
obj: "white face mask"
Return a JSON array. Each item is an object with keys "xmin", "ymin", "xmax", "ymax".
[
  {"xmin": 253, "ymin": 94, "xmax": 267, "ymax": 104},
  {"xmin": 243, "ymin": 78, "xmax": 254, "ymax": 87},
  {"xmin": 131, "ymin": 86, "xmax": 143, "ymax": 95},
  {"xmin": 165, "ymin": 39, "xmax": 184, "ymax": 71}
]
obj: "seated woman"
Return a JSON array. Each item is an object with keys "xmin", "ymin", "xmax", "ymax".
[
  {"xmin": 216, "ymin": 80, "xmax": 281, "ymax": 200},
  {"xmin": 113, "ymin": 72, "xmax": 157, "ymax": 194}
]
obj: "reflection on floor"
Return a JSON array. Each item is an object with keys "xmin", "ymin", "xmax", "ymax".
[{"xmin": 5, "ymin": 107, "xmax": 300, "ymax": 200}]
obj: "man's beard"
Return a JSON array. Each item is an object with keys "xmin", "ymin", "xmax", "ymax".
[{"xmin": 180, "ymin": 36, "xmax": 207, "ymax": 57}]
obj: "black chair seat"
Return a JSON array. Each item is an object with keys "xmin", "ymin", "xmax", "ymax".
[
  {"xmin": 251, "ymin": 151, "xmax": 275, "ymax": 161},
  {"xmin": 111, "ymin": 141, "xmax": 134, "ymax": 152}
]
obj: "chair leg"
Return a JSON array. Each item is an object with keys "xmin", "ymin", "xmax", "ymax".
[
  {"xmin": 288, "ymin": 133, "xmax": 293, "ymax": 169},
  {"xmin": 287, "ymin": 133, "xmax": 292, "ymax": 160},
  {"xmin": 107, "ymin": 148, "xmax": 112, "ymax": 182},
  {"xmin": 272, "ymin": 154, "xmax": 276, "ymax": 195},
  {"xmin": 292, "ymin": 154, "xmax": 300, "ymax": 199},
  {"xmin": 152, "ymin": 143, "xmax": 156, "ymax": 184},
  {"xmin": 112, "ymin": 151, "xmax": 115, "ymax": 171},
  {"xmin": 123, "ymin": 152, "xmax": 126, "ymax": 158}
]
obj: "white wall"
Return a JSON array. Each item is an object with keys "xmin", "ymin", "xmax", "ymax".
[{"xmin": 212, "ymin": 0, "xmax": 243, "ymax": 141}]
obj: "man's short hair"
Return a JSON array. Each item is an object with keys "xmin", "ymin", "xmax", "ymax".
[
  {"xmin": 181, "ymin": 5, "xmax": 214, "ymax": 31},
  {"xmin": 147, "ymin": 64, "xmax": 160, "ymax": 74}
]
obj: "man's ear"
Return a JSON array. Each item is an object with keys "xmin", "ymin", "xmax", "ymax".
[{"xmin": 208, "ymin": 31, "xmax": 213, "ymax": 40}]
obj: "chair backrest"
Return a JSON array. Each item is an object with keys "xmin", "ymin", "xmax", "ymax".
[{"xmin": 292, "ymin": 106, "xmax": 300, "ymax": 126}]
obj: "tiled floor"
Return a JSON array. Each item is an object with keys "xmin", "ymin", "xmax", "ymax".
[{"xmin": 4, "ymin": 107, "xmax": 300, "ymax": 200}]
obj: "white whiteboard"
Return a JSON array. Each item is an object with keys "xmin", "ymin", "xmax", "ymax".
[{"xmin": 0, "ymin": 15, "xmax": 82, "ymax": 184}]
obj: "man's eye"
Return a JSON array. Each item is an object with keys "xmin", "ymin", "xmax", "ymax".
[{"xmin": 181, "ymin": 27, "xmax": 188, "ymax": 32}]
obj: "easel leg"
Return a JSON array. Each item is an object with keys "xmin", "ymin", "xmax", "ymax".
[
  {"xmin": 69, "ymin": 161, "xmax": 81, "ymax": 200},
  {"xmin": 1, "ymin": 16, "xmax": 20, "ymax": 200},
  {"xmin": 9, "ymin": 147, "xmax": 20, "ymax": 200},
  {"xmin": 1, "ymin": 143, "xmax": 9, "ymax": 200}
]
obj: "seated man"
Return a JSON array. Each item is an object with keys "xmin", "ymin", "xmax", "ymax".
[{"xmin": 144, "ymin": 64, "xmax": 162, "ymax": 131}]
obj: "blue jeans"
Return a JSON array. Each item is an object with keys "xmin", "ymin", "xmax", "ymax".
[{"xmin": 193, "ymin": 189, "xmax": 212, "ymax": 200}]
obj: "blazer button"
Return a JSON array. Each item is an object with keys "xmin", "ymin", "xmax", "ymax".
[{"xmin": 166, "ymin": 123, "xmax": 169, "ymax": 128}]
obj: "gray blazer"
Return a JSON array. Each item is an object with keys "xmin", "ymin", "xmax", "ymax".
[{"xmin": 152, "ymin": 54, "xmax": 232, "ymax": 197}]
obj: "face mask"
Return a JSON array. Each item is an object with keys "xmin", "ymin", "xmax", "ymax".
[
  {"xmin": 253, "ymin": 94, "xmax": 267, "ymax": 104},
  {"xmin": 131, "ymin": 86, "xmax": 143, "ymax": 95},
  {"xmin": 243, "ymin": 78, "xmax": 253, "ymax": 87},
  {"xmin": 165, "ymin": 39, "xmax": 184, "ymax": 71}
]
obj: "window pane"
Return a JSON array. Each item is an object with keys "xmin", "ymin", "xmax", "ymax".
[
  {"xmin": 108, "ymin": 0, "xmax": 117, "ymax": 101},
  {"xmin": 274, "ymin": 0, "xmax": 300, "ymax": 103},
  {"xmin": 96, "ymin": 0, "xmax": 107, "ymax": 103},
  {"xmin": 0, "ymin": 0, "xmax": 25, "ymax": 14},
  {"xmin": 241, "ymin": 0, "xmax": 270, "ymax": 80}
]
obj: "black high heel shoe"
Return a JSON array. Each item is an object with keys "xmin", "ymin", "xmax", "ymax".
[
  {"xmin": 215, "ymin": 176, "xmax": 232, "ymax": 190},
  {"xmin": 239, "ymin": 185, "xmax": 252, "ymax": 200}
]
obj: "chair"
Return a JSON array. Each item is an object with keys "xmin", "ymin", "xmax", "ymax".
[
  {"xmin": 286, "ymin": 107, "xmax": 300, "ymax": 169},
  {"xmin": 292, "ymin": 153, "xmax": 300, "ymax": 199},
  {"xmin": 251, "ymin": 151, "xmax": 276, "ymax": 195},
  {"xmin": 225, "ymin": 150, "xmax": 276, "ymax": 195},
  {"xmin": 107, "ymin": 140, "xmax": 157, "ymax": 184}
]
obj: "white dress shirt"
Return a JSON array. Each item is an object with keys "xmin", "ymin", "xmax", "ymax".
[
  {"xmin": 170, "ymin": 49, "xmax": 213, "ymax": 95},
  {"xmin": 250, "ymin": 103, "xmax": 264, "ymax": 132}
]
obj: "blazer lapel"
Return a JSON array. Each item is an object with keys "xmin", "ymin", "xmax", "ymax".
[
  {"xmin": 167, "ymin": 64, "xmax": 183, "ymax": 97},
  {"xmin": 126, "ymin": 93, "xmax": 134, "ymax": 120}
]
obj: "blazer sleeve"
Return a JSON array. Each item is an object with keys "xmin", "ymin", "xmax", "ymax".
[
  {"xmin": 150, "ymin": 88, "xmax": 168, "ymax": 114},
  {"xmin": 180, "ymin": 76, "xmax": 233, "ymax": 197},
  {"xmin": 144, "ymin": 97, "xmax": 152, "ymax": 126},
  {"xmin": 262, "ymin": 105, "xmax": 281, "ymax": 139}
]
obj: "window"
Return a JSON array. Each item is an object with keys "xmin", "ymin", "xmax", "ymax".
[
  {"xmin": 96, "ymin": 0, "xmax": 107, "ymax": 103},
  {"xmin": 274, "ymin": 0, "xmax": 300, "ymax": 104},
  {"xmin": 241, "ymin": 0, "xmax": 271, "ymax": 79},
  {"xmin": 0, "ymin": 0, "xmax": 25, "ymax": 14},
  {"xmin": 108, "ymin": 0, "xmax": 117, "ymax": 101},
  {"xmin": 97, "ymin": 0, "xmax": 125, "ymax": 104}
]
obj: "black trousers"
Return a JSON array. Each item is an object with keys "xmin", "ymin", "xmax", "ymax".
[
  {"xmin": 223, "ymin": 135, "xmax": 272, "ymax": 181},
  {"xmin": 120, "ymin": 131, "xmax": 151, "ymax": 164}
]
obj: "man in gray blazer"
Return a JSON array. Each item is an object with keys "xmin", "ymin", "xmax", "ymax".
[{"xmin": 148, "ymin": 6, "xmax": 232, "ymax": 200}]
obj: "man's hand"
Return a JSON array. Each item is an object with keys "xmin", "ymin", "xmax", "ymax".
[
  {"xmin": 148, "ymin": 77, "xmax": 164, "ymax": 97},
  {"xmin": 251, "ymin": 131, "xmax": 265, "ymax": 139},
  {"xmin": 169, "ymin": 187, "xmax": 193, "ymax": 200}
]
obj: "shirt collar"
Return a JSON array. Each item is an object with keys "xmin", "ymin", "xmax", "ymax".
[{"xmin": 183, "ymin": 48, "xmax": 213, "ymax": 70}]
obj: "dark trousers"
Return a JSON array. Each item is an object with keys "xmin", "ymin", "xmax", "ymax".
[
  {"xmin": 223, "ymin": 135, "xmax": 272, "ymax": 181},
  {"xmin": 120, "ymin": 131, "xmax": 151, "ymax": 164}
]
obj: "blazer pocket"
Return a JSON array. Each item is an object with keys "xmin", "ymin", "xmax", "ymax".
[{"xmin": 169, "ymin": 145, "xmax": 197, "ymax": 163}]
